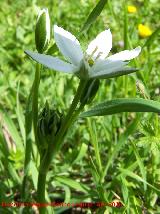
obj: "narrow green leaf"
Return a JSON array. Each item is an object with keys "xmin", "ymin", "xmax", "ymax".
[
  {"xmin": 0, "ymin": 110, "xmax": 23, "ymax": 149},
  {"xmin": 30, "ymin": 161, "xmax": 38, "ymax": 189},
  {"xmin": 87, "ymin": 119, "xmax": 102, "ymax": 172},
  {"xmin": 54, "ymin": 176, "xmax": 90, "ymax": 193},
  {"xmin": 130, "ymin": 141, "xmax": 147, "ymax": 191},
  {"xmin": 72, "ymin": 143, "xmax": 88, "ymax": 164},
  {"xmin": 24, "ymin": 86, "xmax": 33, "ymax": 177},
  {"xmin": 81, "ymin": 0, "xmax": 108, "ymax": 32},
  {"xmin": 16, "ymin": 83, "xmax": 25, "ymax": 143},
  {"xmin": 0, "ymin": 127, "xmax": 9, "ymax": 156},
  {"xmin": 120, "ymin": 168, "xmax": 160, "ymax": 193},
  {"xmin": 120, "ymin": 177, "xmax": 129, "ymax": 203},
  {"xmin": 21, "ymin": 85, "xmax": 33, "ymax": 200},
  {"xmin": 8, "ymin": 162, "xmax": 21, "ymax": 184},
  {"xmin": 101, "ymin": 116, "xmax": 139, "ymax": 181},
  {"xmin": 0, "ymin": 128, "xmax": 21, "ymax": 185},
  {"xmin": 80, "ymin": 98, "xmax": 160, "ymax": 117},
  {"xmin": 63, "ymin": 186, "xmax": 71, "ymax": 203}
]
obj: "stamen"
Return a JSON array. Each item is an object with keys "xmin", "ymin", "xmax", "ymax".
[
  {"xmin": 95, "ymin": 51, "xmax": 103, "ymax": 60},
  {"xmin": 90, "ymin": 46, "xmax": 98, "ymax": 58},
  {"xmin": 84, "ymin": 46, "xmax": 99, "ymax": 66}
]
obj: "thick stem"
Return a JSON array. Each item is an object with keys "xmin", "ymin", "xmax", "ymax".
[
  {"xmin": 36, "ymin": 79, "xmax": 88, "ymax": 212},
  {"xmin": 37, "ymin": 172, "xmax": 47, "ymax": 214}
]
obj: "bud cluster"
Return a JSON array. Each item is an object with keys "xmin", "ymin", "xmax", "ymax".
[{"xmin": 37, "ymin": 102, "xmax": 62, "ymax": 151}]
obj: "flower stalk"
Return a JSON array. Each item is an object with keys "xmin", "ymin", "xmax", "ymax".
[
  {"xmin": 22, "ymin": 7, "xmax": 50, "ymax": 204},
  {"xmin": 36, "ymin": 79, "xmax": 88, "ymax": 214},
  {"xmin": 21, "ymin": 85, "xmax": 34, "ymax": 200}
]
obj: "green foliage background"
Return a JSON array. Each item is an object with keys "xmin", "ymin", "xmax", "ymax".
[{"xmin": 0, "ymin": 0, "xmax": 160, "ymax": 213}]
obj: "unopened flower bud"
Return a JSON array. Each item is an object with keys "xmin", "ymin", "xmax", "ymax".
[
  {"xmin": 80, "ymin": 79, "xmax": 100, "ymax": 105},
  {"xmin": 37, "ymin": 102, "xmax": 62, "ymax": 150},
  {"xmin": 35, "ymin": 8, "xmax": 51, "ymax": 53}
]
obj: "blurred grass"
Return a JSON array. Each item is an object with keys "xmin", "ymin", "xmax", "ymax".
[{"xmin": 0, "ymin": 0, "xmax": 160, "ymax": 213}]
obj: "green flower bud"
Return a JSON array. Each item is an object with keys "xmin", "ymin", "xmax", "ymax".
[
  {"xmin": 35, "ymin": 8, "xmax": 51, "ymax": 53},
  {"xmin": 37, "ymin": 102, "xmax": 62, "ymax": 150},
  {"xmin": 80, "ymin": 79, "xmax": 100, "ymax": 105}
]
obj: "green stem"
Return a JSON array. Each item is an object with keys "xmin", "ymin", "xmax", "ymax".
[
  {"xmin": 33, "ymin": 63, "xmax": 41, "ymax": 148},
  {"xmin": 36, "ymin": 79, "xmax": 88, "ymax": 212},
  {"xmin": 21, "ymin": 70, "xmax": 38, "ymax": 199},
  {"xmin": 22, "ymin": 64, "xmax": 40, "ymax": 200},
  {"xmin": 37, "ymin": 172, "xmax": 47, "ymax": 214}
]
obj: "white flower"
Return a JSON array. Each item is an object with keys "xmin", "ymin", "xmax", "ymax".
[{"xmin": 25, "ymin": 25, "xmax": 141, "ymax": 79}]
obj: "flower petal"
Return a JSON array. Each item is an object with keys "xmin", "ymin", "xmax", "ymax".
[
  {"xmin": 54, "ymin": 25, "xmax": 83, "ymax": 66},
  {"xmin": 25, "ymin": 50, "xmax": 78, "ymax": 73},
  {"xmin": 108, "ymin": 46, "xmax": 141, "ymax": 61},
  {"xmin": 90, "ymin": 59, "xmax": 128, "ymax": 75},
  {"xmin": 90, "ymin": 66, "xmax": 138, "ymax": 79},
  {"xmin": 86, "ymin": 29, "xmax": 112, "ymax": 60}
]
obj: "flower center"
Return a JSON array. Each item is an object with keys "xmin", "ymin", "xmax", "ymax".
[
  {"xmin": 86, "ymin": 46, "xmax": 103, "ymax": 66},
  {"xmin": 88, "ymin": 58, "xmax": 94, "ymax": 66}
]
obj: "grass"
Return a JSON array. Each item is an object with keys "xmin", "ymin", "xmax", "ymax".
[{"xmin": 0, "ymin": 0, "xmax": 160, "ymax": 213}]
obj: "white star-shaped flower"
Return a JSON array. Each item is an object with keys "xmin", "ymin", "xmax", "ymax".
[{"xmin": 25, "ymin": 25, "xmax": 141, "ymax": 79}]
